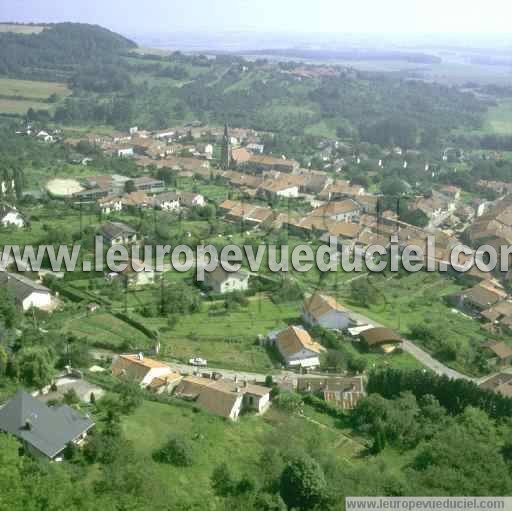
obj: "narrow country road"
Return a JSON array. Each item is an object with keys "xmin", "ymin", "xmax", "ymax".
[{"xmin": 345, "ymin": 309, "xmax": 473, "ymax": 381}]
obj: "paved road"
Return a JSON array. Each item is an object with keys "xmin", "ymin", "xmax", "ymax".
[{"xmin": 345, "ymin": 309, "xmax": 473, "ymax": 381}]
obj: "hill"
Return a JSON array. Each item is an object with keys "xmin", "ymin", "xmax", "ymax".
[{"xmin": 0, "ymin": 23, "xmax": 137, "ymax": 80}]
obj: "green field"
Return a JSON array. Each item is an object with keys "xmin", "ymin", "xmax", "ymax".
[
  {"xmin": 121, "ymin": 399, "xmax": 366, "ymax": 507},
  {"xmin": 0, "ymin": 98, "xmax": 52, "ymax": 114},
  {"xmin": 63, "ymin": 312, "xmax": 150, "ymax": 349},
  {"xmin": 135, "ymin": 295, "xmax": 301, "ymax": 371},
  {"xmin": 0, "ymin": 78, "xmax": 71, "ymax": 100},
  {"xmin": 483, "ymin": 99, "xmax": 512, "ymax": 135},
  {"xmin": 0, "ymin": 78, "xmax": 71, "ymax": 115}
]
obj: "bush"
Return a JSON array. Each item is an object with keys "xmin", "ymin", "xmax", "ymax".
[{"xmin": 154, "ymin": 435, "xmax": 195, "ymax": 466}]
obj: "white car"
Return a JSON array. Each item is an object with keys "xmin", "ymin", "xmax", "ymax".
[{"xmin": 189, "ymin": 357, "xmax": 208, "ymax": 367}]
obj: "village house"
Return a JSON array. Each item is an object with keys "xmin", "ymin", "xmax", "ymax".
[
  {"xmin": 112, "ymin": 354, "xmax": 182, "ymax": 391},
  {"xmin": 296, "ymin": 376, "xmax": 365, "ymax": 410},
  {"xmin": 98, "ymin": 221, "xmax": 137, "ymax": 246},
  {"xmin": 300, "ymin": 171, "xmax": 333, "ymax": 195},
  {"xmin": 130, "ymin": 176, "xmax": 165, "ymax": 194},
  {"xmin": 480, "ymin": 301, "xmax": 512, "ymax": 328},
  {"xmin": 258, "ymin": 179, "xmax": 300, "ymax": 199},
  {"xmin": 243, "ymin": 154, "xmax": 300, "ymax": 174},
  {"xmin": 152, "ymin": 191, "xmax": 181, "ymax": 211},
  {"xmin": 174, "ymin": 375, "xmax": 270, "ymax": 420},
  {"xmin": 97, "ymin": 196, "xmax": 123, "ymax": 215},
  {"xmin": 481, "ymin": 341, "xmax": 512, "ymax": 369},
  {"xmin": 120, "ymin": 191, "xmax": 153, "ymax": 209},
  {"xmin": 120, "ymin": 258, "xmax": 156, "ymax": 288},
  {"xmin": 0, "ymin": 390, "xmax": 94, "ymax": 461},
  {"xmin": 0, "ymin": 271, "xmax": 53, "ymax": 312},
  {"xmin": 450, "ymin": 281, "xmax": 508, "ymax": 317},
  {"xmin": 117, "ymin": 146, "xmax": 134, "ymax": 158},
  {"xmin": 179, "ymin": 191, "xmax": 206, "ymax": 208},
  {"xmin": 310, "ymin": 199, "xmax": 361, "ymax": 223},
  {"xmin": 302, "ymin": 292, "xmax": 352, "ymax": 330},
  {"xmin": 269, "ymin": 325, "xmax": 325, "ymax": 370},
  {"xmin": 0, "ymin": 204, "xmax": 25, "ymax": 228},
  {"xmin": 479, "ymin": 372, "xmax": 512, "ymax": 398},
  {"xmin": 319, "ymin": 180, "xmax": 365, "ymax": 200},
  {"xmin": 359, "ymin": 327, "xmax": 402, "ymax": 354},
  {"xmin": 204, "ymin": 266, "xmax": 250, "ymax": 294},
  {"xmin": 231, "ymin": 147, "xmax": 252, "ymax": 167}
]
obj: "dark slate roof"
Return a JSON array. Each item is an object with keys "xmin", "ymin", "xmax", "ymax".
[
  {"xmin": 98, "ymin": 221, "xmax": 136, "ymax": 241},
  {"xmin": 0, "ymin": 390, "xmax": 94, "ymax": 458},
  {"xmin": 0, "ymin": 271, "xmax": 50, "ymax": 302}
]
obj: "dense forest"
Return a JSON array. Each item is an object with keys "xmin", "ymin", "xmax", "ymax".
[{"xmin": 0, "ymin": 23, "xmax": 136, "ymax": 83}]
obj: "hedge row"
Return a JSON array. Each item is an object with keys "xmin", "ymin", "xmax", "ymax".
[{"xmin": 112, "ymin": 311, "xmax": 159, "ymax": 340}]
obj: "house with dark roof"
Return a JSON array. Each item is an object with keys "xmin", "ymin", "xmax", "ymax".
[
  {"xmin": 449, "ymin": 282, "xmax": 508, "ymax": 316},
  {"xmin": 302, "ymin": 293, "xmax": 352, "ymax": 330},
  {"xmin": 481, "ymin": 341, "xmax": 512, "ymax": 368},
  {"xmin": 0, "ymin": 390, "xmax": 94, "ymax": 460},
  {"xmin": 297, "ymin": 376, "xmax": 365, "ymax": 410},
  {"xmin": 360, "ymin": 327, "xmax": 402, "ymax": 354},
  {"xmin": 98, "ymin": 221, "xmax": 137, "ymax": 246},
  {"xmin": 0, "ymin": 271, "xmax": 53, "ymax": 312}
]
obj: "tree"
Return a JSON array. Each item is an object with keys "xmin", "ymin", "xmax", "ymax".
[
  {"xmin": 0, "ymin": 345, "xmax": 8, "ymax": 376},
  {"xmin": 16, "ymin": 347, "xmax": 54, "ymax": 389},
  {"xmin": 154, "ymin": 435, "xmax": 195, "ymax": 467},
  {"xmin": 124, "ymin": 180, "xmax": 136, "ymax": 193},
  {"xmin": 211, "ymin": 462, "xmax": 235, "ymax": 497},
  {"xmin": 280, "ymin": 455, "xmax": 327, "ymax": 510},
  {"xmin": 63, "ymin": 441, "xmax": 78, "ymax": 461},
  {"xmin": 63, "ymin": 388, "xmax": 80, "ymax": 406}
]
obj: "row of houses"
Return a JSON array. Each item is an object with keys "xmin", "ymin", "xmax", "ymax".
[
  {"xmin": 98, "ymin": 190, "xmax": 205, "ymax": 215},
  {"xmin": 111, "ymin": 353, "xmax": 368, "ymax": 416},
  {"xmin": 111, "ymin": 353, "xmax": 270, "ymax": 421}
]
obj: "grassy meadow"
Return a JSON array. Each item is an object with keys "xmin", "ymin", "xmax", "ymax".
[{"xmin": 0, "ymin": 77, "xmax": 71, "ymax": 115}]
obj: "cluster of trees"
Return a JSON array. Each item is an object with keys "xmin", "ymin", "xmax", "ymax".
[
  {"xmin": 0, "ymin": 23, "xmax": 136, "ymax": 78},
  {"xmin": 367, "ymin": 368, "xmax": 512, "ymax": 418},
  {"xmin": 352, "ymin": 390, "xmax": 512, "ymax": 495}
]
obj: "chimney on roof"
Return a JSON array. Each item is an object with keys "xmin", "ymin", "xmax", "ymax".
[
  {"xmin": 24, "ymin": 419, "xmax": 32, "ymax": 431},
  {"xmin": 138, "ymin": 352, "xmax": 144, "ymax": 361},
  {"xmin": 234, "ymin": 375, "xmax": 238, "ymax": 383}
]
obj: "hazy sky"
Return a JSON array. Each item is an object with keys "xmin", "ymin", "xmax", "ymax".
[{"xmin": 2, "ymin": 0, "xmax": 510, "ymax": 36}]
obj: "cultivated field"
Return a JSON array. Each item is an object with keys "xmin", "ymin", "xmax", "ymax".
[
  {"xmin": 0, "ymin": 78, "xmax": 71, "ymax": 100},
  {"xmin": 0, "ymin": 24, "xmax": 46, "ymax": 34},
  {"xmin": 484, "ymin": 99, "xmax": 512, "ymax": 135},
  {"xmin": 0, "ymin": 78, "xmax": 71, "ymax": 115}
]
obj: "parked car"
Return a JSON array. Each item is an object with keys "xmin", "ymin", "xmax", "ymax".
[{"xmin": 189, "ymin": 357, "xmax": 208, "ymax": 367}]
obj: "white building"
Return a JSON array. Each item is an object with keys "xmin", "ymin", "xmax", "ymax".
[
  {"xmin": 0, "ymin": 271, "xmax": 53, "ymax": 312},
  {"xmin": 0, "ymin": 204, "xmax": 25, "ymax": 228},
  {"xmin": 302, "ymin": 293, "xmax": 352, "ymax": 330},
  {"xmin": 153, "ymin": 192, "xmax": 181, "ymax": 211},
  {"xmin": 117, "ymin": 147, "xmax": 134, "ymax": 158},
  {"xmin": 270, "ymin": 325, "xmax": 325, "ymax": 369},
  {"xmin": 179, "ymin": 192, "xmax": 205, "ymax": 208},
  {"xmin": 174, "ymin": 375, "xmax": 270, "ymax": 420},
  {"xmin": 204, "ymin": 266, "xmax": 250, "ymax": 294},
  {"xmin": 97, "ymin": 196, "xmax": 123, "ymax": 215},
  {"xmin": 112, "ymin": 354, "xmax": 181, "ymax": 389}
]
